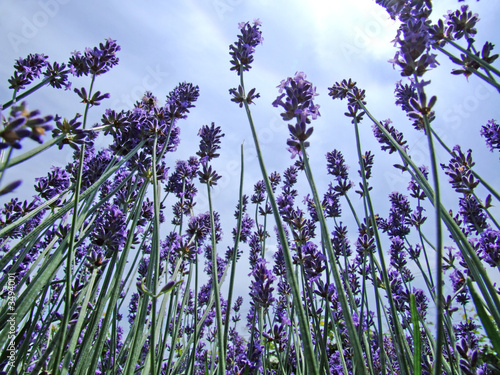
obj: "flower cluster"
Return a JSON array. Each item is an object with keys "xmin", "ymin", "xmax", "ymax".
[
  {"xmin": 389, "ymin": 9, "xmax": 438, "ymax": 78},
  {"xmin": 229, "ymin": 19, "xmax": 263, "ymax": 75},
  {"xmin": 328, "ymin": 78, "xmax": 366, "ymax": 123},
  {"xmin": 68, "ymin": 38, "xmax": 121, "ymax": 76},
  {"xmin": 273, "ymin": 72, "xmax": 320, "ymax": 157}
]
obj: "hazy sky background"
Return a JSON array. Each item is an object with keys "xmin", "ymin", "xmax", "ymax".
[{"xmin": 1, "ymin": 0, "xmax": 500, "ymax": 324}]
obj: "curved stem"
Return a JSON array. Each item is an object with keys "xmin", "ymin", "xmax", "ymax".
[{"xmin": 3, "ymin": 77, "xmax": 53, "ymax": 110}]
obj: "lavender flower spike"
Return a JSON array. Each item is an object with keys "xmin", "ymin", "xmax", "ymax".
[
  {"xmin": 273, "ymin": 72, "xmax": 320, "ymax": 157},
  {"xmin": 229, "ymin": 19, "xmax": 263, "ymax": 75}
]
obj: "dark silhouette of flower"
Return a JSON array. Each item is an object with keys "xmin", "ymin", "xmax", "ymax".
[
  {"xmin": 8, "ymin": 53, "xmax": 48, "ymax": 90},
  {"xmin": 44, "ymin": 61, "xmax": 71, "ymax": 90},
  {"xmin": 0, "ymin": 101, "xmax": 53, "ymax": 149},
  {"xmin": 198, "ymin": 162, "xmax": 222, "ymax": 187},
  {"xmin": 34, "ymin": 166, "xmax": 70, "ymax": 202},
  {"xmin": 372, "ymin": 119, "xmax": 408, "ymax": 154},
  {"xmin": 52, "ymin": 113, "xmax": 87, "ymax": 150},
  {"xmin": 445, "ymin": 5, "xmax": 479, "ymax": 42},
  {"xmin": 196, "ymin": 122, "xmax": 225, "ymax": 161},
  {"xmin": 328, "ymin": 79, "xmax": 366, "ymax": 123},
  {"xmin": 68, "ymin": 38, "xmax": 120, "ymax": 77}
]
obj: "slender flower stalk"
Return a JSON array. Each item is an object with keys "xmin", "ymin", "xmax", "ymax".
[
  {"xmin": 223, "ymin": 144, "xmax": 245, "ymax": 347},
  {"xmin": 411, "ymin": 77, "xmax": 445, "ymax": 375},
  {"xmin": 238, "ymin": 75, "xmax": 319, "ymax": 375},
  {"xmin": 54, "ymin": 72, "xmax": 96, "ymax": 372}
]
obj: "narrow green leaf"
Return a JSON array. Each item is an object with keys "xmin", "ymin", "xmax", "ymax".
[
  {"xmin": 410, "ymin": 294, "xmax": 422, "ymax": 375},
  {"xmin": 467, "ymin": 279, "xmax": 500, "ymax": 360}
]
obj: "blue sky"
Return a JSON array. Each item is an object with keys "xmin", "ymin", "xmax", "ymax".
[{"xmin": 1, "ymin": 0, "xmax": 500, "ymax": 320}]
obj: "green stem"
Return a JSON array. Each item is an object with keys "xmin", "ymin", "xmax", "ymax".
[
  {"xmin": 239, "ymin": 70, "xmax": 319, "ymax": 375},
  {"xmin": 352, "ymin": 119, "xmax": 411, "ymax": 374},
  {"xmin": 434, "ymin": 44, "xmax": 500, "ymax": 91},
  {"xmin": 206, "ymin": 183, "xmax": 226, "ymax": 374},
  {"xmin": 444, "ymin": 39, "xmax": 500, "ymax": 78},
  {"xmin": 360, "ymin": 99, "xmax": 500, "ymax": 369},
  {"xmin": 0, "ymin": 135, "xmax": 65, "ymax": 172},
  {"xmin": 410, "ymin": 76, "xmax": 444, "ymax": 375},
  {"xmin": 53, "ymin": 73, "xmax": 96, "ymax": 373},
  {"xmin": 0, "ymin": 147, "xmax": 14, "ymax": 189},
  {"xmin": 300, "ymin": 139, "xmax": 369, "ymax": 375},
  {"xmin": 2, "ymin": 77, "xmax": 52, "ymax": 109},
  {"xmin": 223, "ymin": 144, "xmax": 245, "ymax": 348},
  {"xmin": 149, "ymin": 132, "xmax": 161, "ymax": 375}
]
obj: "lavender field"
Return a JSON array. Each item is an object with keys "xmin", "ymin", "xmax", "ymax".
[{"xmin": 1, "ymin": 1, "xmax": 500, "ymax": 374}]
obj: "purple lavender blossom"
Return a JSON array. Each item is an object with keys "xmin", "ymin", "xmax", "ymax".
[
  {"xmin": 8, "ymin": 53, "xmax": 48, "ymax": 90},
  {"xmin": 387, "ymin": 3, "xmax": 438, "ymax": 77},
  {"xmin": 301, "ymin": 242, "xmax": 326, "ymax": 282},
  {"xmin": 229, "ymin": 20, "xmax": 263, "ymax": 75},
  {"xmin": 273, "ymin": 72, "xmax": 320, "ymax": 157},
  {"xmin": 326, "ymin": 149, "xmax": 353, "ymax": 195},
  {"xmin": 44, "ymin": 61, "xmax": 71, "ymax": 90},
  {"xmin": 459, "ymin": 195, "xmax": 488, "ymax": 235},
  {"xmin": 90, "ymin": 203, "xmax": 127, "ymax": 255},
  {"xmin": 198, "ymin": 162, "xmax": 222, "ymax": 187},
  {"xmin": 233, "ymin": 214, "xmax": 254, "ymax": 244},
  {"xmin": 478, "ymin": 229, "xmax": 500, "ymax": 268},
  {"xmin": 481, "ymin": 119, "xmax": 500, "ymax": 157},
  {"xmin": 372, "ymin": 119, "xmax": 408, "ymax": 154},
  {"xmin": 0, "ymin": 102, "xmax": 53, "ymax": 149},
  {"xmin": 52, "ymin": 113, "xmax": 88, "ymax": 151},
  {"xmin": 249, "ymin": 258, "xmax": 276, "ymax": 310},
  {"xmin": 445, "ymin": 5, "xmax": 480, "ymax": 42},
  {"xmin": 328, "ymin": 79, "xmax": 366, "ymax": 123},
  {"xmin": 68, "ymin": 38, "xmax": 120, "ymax": 77},
  {"xmin": 441, "ymin": 146, "xmax": 478, "ymax": 195},
  {"xmin": 378, "ymin": 192, "xmax": 412, "ymax": 238},
  {"xmin": 408, "ymin": 165, "xmax": 429, "ymax": 200},
  {"xmin": 394, "ymin": 80, "xmax": 417, "ymax": 113},
  {"xmin": 388, "ymin": 236, "xmax": 414, "ymax": 283},
  {"xmin": 450, "ymin": 269, "xmax": 469, "ymax": 305},
  {"xmin": 196, "ymin": 122, "xmax": 225, "ymax": 161},
  {"xmin": 164, "ymin": 82, "xmax": 200, "ymax": 121},
  {"xmin": 331, "ymin": 223, "xmax": 351, "ymax": 258},
  {"xmin": 34, "ymin": 166, "xmax": 70, "ymax": 203},
  {"xmin": 251, "ymin": 180, "xmax": 266, "ymax": 204},
  {"xmin": 323, "ymin": 184, "xmax": 341, "ymax": 218}
]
